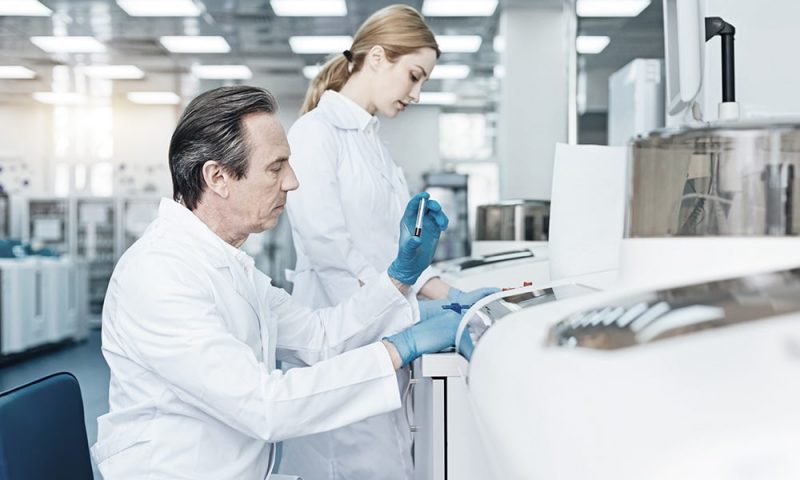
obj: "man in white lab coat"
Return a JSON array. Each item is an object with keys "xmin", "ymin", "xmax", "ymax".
[{"xmin": 91, "ymin": 85, "xmax": 459, "ymax": 479}]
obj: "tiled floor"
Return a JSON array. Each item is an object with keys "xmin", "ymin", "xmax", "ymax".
[{"xmin": 0, "ymin": 329, "xmax": 108, "ymax": 478}]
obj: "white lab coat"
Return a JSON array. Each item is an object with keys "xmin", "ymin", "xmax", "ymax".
[
  {"xmin": 282, "ymin": 91, "xmax": 434, "ymax": 480},
  {"xmin": 91, "ymin": 199, "xmax": 418, "ymax": 479}
]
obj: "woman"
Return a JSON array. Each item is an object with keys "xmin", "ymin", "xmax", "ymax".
[{"xmin": 281, "ymin": 5, "xmax": 497, "ymax": 480}]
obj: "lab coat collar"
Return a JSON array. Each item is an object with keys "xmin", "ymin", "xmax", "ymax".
[
  {"xmin": 157, "ymin": 198, "xmax": 253, "ymax": 270},
  {"xmin": 317, "ymin": 90, "xmax": 380, "ymax": 134},
  {"xmin": 158, "ymin": 198, "xmax": 263, "ymax": 320}
]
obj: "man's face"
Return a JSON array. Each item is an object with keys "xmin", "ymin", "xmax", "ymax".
[{"xmin": 227, "ymin": 112, "xmax": 298, "ymax": 233}]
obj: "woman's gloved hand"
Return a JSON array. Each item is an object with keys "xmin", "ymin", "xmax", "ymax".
[
  {"xmin": 384, "ymin": 309, "xmax": 462, "ymax": 367},
  {"xmin": 418, "ymin": 299, "xmax": 458, "ymax": 322},
  {"xmin": 387, "ymin": 192, "xmax": 448, "ymax": 285},
  {"xmin": 447, "ymin": 287, "xmax": 501, "ymax": 305}
]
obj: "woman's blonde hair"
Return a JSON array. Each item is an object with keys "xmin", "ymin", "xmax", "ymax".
[{"xmin": 299, "ymin": 4, "xmax": 440, "ymax": 114}]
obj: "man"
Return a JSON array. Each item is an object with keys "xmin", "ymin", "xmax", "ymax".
[{"xmin": 91, "ymin": 85, "xmax": 460, "ymax": 479}]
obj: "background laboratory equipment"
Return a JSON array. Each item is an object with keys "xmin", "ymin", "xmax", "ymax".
[
  {"xmin": 474, "ymin": 199, "xmax": 550, "ymax": 242},
  {"xmin": 423, "ymin": 172, "xmax": 469, "ymax": 261}
]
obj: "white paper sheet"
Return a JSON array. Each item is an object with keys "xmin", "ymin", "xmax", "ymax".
[{"xmin": 548, "ymin": 143, "xmax": 628, "ymax": 280}]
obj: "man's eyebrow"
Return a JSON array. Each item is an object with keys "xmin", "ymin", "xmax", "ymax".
[{"xmin": 266, "ymin": 156, "xmax": 290, "ymax": 168}]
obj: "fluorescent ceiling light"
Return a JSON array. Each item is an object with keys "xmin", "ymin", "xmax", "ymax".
[
  {"xmin": 576, "ymin": 35, "xmax": 610, "ymax": 54},
  {"xmin": 192, "ymin": 65, "xmax": 253, "ymax": 80},
  {"xmin": 160, "ymin": 36, "xmax": 231, "ymax": 54},
  {"xmin": 271, "ymin": 0, "xmax": 346, "ymax": 16},
  {"xmin": 0, "ymin": 0, "xmax": 51, "ymax": 16},
  {"xmin": 0, "ymin": 66, "xmax": 36, "ymax": 79},
  {"xmin": 436, "ymin": 35, "xmax": 482, "ymax": 53},
  {"xmin": 422, "ymin": 0, "xmax": 497, "ymax": 17},
  {"xmin": 577, "ymin": 0, "xmax": 650, "ymax": 17},
  {"xmin": 430, "ymin": 64, "xmax": 470, "ymax": 80},
  {"xmin": 31, "ymin": 36, "xmax": 106, "ymax": 53},
  {"xmin": 33, "ymin": 92, "xmax": 86, "ymax": 105},
  {"xmin": 493, "ymin": 36, "xmax": 505, "ymax": 53},
  {"xmin": 116, "ymin": 0, "xmax": 201, "ymax": 16},
  {"xmin": 302, "ymin": 65, "xmax": 321, "ymax": 80},
  {"xmin": 493, "ymin": 65, "xmax": 505, "ymax": 78},
  {"xmin": 289, "ymin": 36, "xmax": 352, "ymax": 54},
  {"xmin": 127, "ymin": 91, "xmax": 181, "ymax": 104},
  {"xmin": 83, "ymin": 65, "xmax": 145, "ymax": 79},
  {"xmin": 419, "ymin": 92, "xmax": 457, "ymax": 105}
]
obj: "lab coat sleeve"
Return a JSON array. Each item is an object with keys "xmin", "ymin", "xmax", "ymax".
[
  {"xmin": 413, "ymin": 266, "xmax": 440, "ymax": 296},
  {"xmin": 268, "ymin": 271, "xmax": 419, "ymax": 365},
  {"xmin": 286, "ymin": 118, "xmax": 382, "ymax": 301},
  {"xmin": 114, "ymin": 253, "xmax": 401, "ymax": 443}
]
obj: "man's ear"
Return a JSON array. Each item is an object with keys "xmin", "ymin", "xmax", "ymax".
[
  {"xmin": 365, "ymin": 45, "xmax": 386, "ymax": 72},
  {"xmin": 201, "ymin": 160, "xmax": 230, "ymax": 199}
]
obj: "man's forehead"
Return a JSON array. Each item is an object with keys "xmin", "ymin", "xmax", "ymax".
[{"xmin": 244, "ymin": 112, "xmax": 289, "ymax": 147}]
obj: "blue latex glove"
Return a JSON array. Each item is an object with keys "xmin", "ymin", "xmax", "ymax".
[
  {"xmin": 385, "ymin": 309, "xmax": 462, "ymax": 367},
  {"xmin": 387, "ymin": 192, "xmax": 449, "ymax": 285},
  {"xmin": 448, "ymin": 287, "xmax": 501, "ymax": 305},
  {"xmin": 419, "ymin": 299, "xmax": 448, "ymax": 322}
]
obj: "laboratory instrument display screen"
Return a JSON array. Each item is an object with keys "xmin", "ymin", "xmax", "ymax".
[{"xmin": 548, "ymin": 267, "xmax": 800, "ymax": 350}]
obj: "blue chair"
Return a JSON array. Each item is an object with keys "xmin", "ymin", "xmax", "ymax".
[{"xmin": 0, "ymin": 372, "xmax": 93, "ymax": 480}]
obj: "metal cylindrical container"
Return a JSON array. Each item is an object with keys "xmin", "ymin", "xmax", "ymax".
[{"xmin": 627, "ymin": 122, "xmax": 800, "ymax": 237}]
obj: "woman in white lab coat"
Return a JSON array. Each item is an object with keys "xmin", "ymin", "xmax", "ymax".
[{"xmin": 281, "ymin": 5, "xmax": 498, "ymax": 480}]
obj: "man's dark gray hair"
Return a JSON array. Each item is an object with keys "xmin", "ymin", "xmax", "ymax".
[{"xmin": 169, "ymin": 85, "xmax": 278, "ymax": 210}]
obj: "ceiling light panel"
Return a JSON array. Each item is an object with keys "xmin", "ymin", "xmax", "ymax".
[
  {"xmin": 419, "ymin": 92, "xmax": 457, "ymax": 105},
  {"xmin": 576, "ymin": 0, "xmax": 651, "ymax": 17},
  {"xmin": 83, "ymin": 65, "xmax": 145, "ymax": 79},
  {"xmin": 33, "ymin": 92, "xmax": 86, "ymax": 105},
  {"xmin": 289, "ymin": 36, "xmax": 352, "ymax": 54},
  {"xmin": 576, "ymin": 36, "xmax": 610, "ymax": 54},
  {"xmin": 31, "ymin": 36, "xmax": 106, "ymax": 53},
  {"xmin": 271, "ymin": 0, "xmax": 347, "ymax": 16},
  {"xmin": 127, "ymin": 92, "xmax": 181, "ymax": 104},
  {"xmin": 422, "ymin": 0, "xmax": 498, "ymax": 17},
  {"xmin": 160, "ymin": 36, "xmax": 231, "ymax": 53},
  {"xmin": 493, "ymin": 36, "xmax": 505, "ymax": 53},
  {"xmin": 0, "ymin": 66, "xmax": 36, "ymax": 79},
  {"xmin": 436, "ymin": 35, "xmax": 482, "ymax": 53},
  {"xmin": 0, "ymin": 0, "xmax": 51, "ymax": 16},
  {"xmin": 430, "ymin": 64, "xmax": 470, "ymax": 80},
  {"xmin": 192, "ymin": 65, "xmax": 253, "ymax": 80},
  {"xmin": 117, "ymin": 0, "xmax": 201, "ymax": 16}
]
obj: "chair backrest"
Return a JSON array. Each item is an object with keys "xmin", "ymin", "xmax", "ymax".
[{"xmin": 0, "ymin": 372, "xmax": 93, "ymax": 480}]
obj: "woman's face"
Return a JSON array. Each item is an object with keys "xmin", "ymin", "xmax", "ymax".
[{"xmin": 372, "ymin": 47, "xmax": 438, "ymax": 118}]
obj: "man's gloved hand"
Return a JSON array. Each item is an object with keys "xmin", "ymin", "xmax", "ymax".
[
  {"xmin": 384, "ymin": 309, "xmax": 462, "ymax": 367},
  {"xmin": 388, "ymin": 192, "xmax": 449, "ymax": 285},
  {"xmin": 448, "ymin": 287, "xmax": 500, "ymax": 305}
]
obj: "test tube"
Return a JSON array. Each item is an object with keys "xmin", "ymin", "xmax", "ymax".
[{"xmin": 414, "ymin": 198, "xmax": 426, "ymax": 237}]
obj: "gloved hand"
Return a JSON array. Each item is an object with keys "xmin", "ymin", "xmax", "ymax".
[
  {"xmin": 387, "ymin": 192, "xmax": 449, "ymax": 285},
  {"xmin": 448, "ymin": 287, "xmax": 500, "ymax": 305},
  {"xmin": 419, "ymin": 299, "xmax": 467, "ymax": 322},
  {"xmin": 384, "ymin": 309, "xmax": 462, "ymax": 367}
]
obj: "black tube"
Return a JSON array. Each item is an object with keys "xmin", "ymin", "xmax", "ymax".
[
  {"xmin": 705, "ymin": 17, "xmax": 737, "ymax": 103},
  {"xmin": 721, "ymin": 33, "xmax": 735, "ymax": 102}
]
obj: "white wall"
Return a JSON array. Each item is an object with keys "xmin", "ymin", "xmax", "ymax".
[
  {"xmin": 498, "ymin": 5, "xmax": 571, "ymax": 201},
  {"xmin": 111, "ymin": 100, "xmax": 179, "ymax": 196},
  {"xmin": 0, "ymin": 104, "xmax": 51, "ymax": 194},
  {"xmin": 702, "ymin": 0, "xmax": 800, "ymax": 120},
  {"xmin": 379, "ymin": 105, "xmax": 442, "ymax": 193}
]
